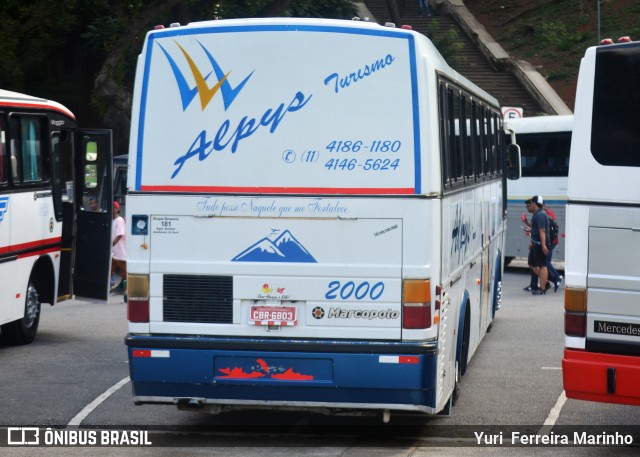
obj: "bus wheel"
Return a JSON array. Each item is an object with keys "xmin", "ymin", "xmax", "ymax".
[
  {"xmin": 459, "ymin": 307, "xmax": 470, "ymax": 377},
  {"xmin": 1, "ymin": 280, "xmax": 41, "ymax": 345},
  {"xmin": 452, "ymin": 361, "xmax": 461, "ymax": 405}
]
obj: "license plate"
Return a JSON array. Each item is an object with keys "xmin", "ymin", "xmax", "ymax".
[{"xmin": 249, "ymin": 305, "xmax": 297, "ymax": 326}]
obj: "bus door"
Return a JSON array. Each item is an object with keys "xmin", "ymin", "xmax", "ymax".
[
  {"xmin": 73, "ymin": 130, "xmax": 113, "ymax": 300},
  {"xmin": 51, "ymin": 128, "xmax": 77, "ymax": 300}
]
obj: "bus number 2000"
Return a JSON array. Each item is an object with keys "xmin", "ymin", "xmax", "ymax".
[{"xmin": 325, "ymin": 281, "xmax": 385, "ymax": 301}]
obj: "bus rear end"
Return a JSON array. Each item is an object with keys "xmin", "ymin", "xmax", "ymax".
[
  {"xmin": 125, "ymin": 18, "xmax": 454, "ymax": 416},
  {"xmin": 562, "ymin": 39, "xmax": 640, "ymax": 406}
]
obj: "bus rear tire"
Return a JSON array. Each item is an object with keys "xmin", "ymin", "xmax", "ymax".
[
  {"xmin": 452, "ymin": 361, "xmax": 461, "ymax": 405},
  {"xmin": 1, "ymin": 280, "xmax": 41, "ymax": 345}
]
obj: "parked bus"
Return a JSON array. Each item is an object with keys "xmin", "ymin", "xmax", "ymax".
[
  {"xmin": 125, "ymin": 18, "xmax": 519, "ymax": 419},
  {"xmin": 562, "ymin": 38, "xmax": 640, "ymax": 406},
  {"xmin": 0, "ymin": 89, "xmax": 113, "ymax": 345},
  {"xmin": 504, "ymin": 115, "xmax": 572, "ymax": 264}
]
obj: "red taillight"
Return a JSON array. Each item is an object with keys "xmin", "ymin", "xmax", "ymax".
[
  {"xmin": 565, "ymin": 287, "xmax": 586, "ymax": 337},
  {"xmin": 403, "ymin": 304, "xmax": 431, "ymax": 329},
  {"xmin": 403, "ymin": 279, "xmax": 433, "ymax": 329},
  {"xmin": 127, "ymin": 274, "xmax": 149, "ymax": 323},
  {"xmin": 128, "ymin": 299, "xmax": 150, "ymax": 323},
  {"xmin": 565, "ymin": 312, "xmax": 586, "ymax": 337}
]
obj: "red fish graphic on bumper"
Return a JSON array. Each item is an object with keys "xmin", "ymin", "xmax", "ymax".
[{"xmin": 217, "ymin": 358, "xmax": 314, "ymax": 380}]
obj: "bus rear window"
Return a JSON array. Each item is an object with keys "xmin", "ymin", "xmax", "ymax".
[
  {"xmin": 0, "ymin": 115, "xmax": 6, "ymax": 184},
  {"xmin": 591, "ymin": 44, "xmax": 640, "ymax": 167}
]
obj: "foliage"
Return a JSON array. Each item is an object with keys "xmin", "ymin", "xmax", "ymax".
[
  {"xmin": 424, "ymin": 19, "xmax": 466, "ymax": 66},
  {"xmin": 465, "ymin": 0, "xmax": 640, "ymax": 107},
  {"xmin": 0, "ymin": 0, "xmax": 355, "ymax": 152}
]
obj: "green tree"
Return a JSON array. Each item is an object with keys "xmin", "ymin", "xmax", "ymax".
[{"xmin": 0, "ymin": 0, "xmax": 355, "ymax": 153}]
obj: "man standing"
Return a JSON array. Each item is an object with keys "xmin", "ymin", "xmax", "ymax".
[
  {"xmin": 528, "ymin": 195, "xmax": 550, "ymax": 295},
  {"xmin": 112, "ymin": 201, "xmax": 127, "ymax": 291},
  {"xmin": 542, "ymin": 203, "xmax": 563, "ymax": 291},
  {"xmin": 522, "ymin": 199, "xmax": 562, "ymax": 292}
]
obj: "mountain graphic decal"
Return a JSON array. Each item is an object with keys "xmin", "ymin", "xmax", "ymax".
[{"xmin": 232, "ymin": 230, "xmax": 317, "ymax": 263}]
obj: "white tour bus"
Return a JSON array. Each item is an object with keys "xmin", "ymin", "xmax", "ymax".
[
  {"xmin": 0, "ymin": 89, "xmax": 113, "ymax": 345},
  {"xmin": 125, "ymin": 18, "xmax": 519, "ymax": 418},
  {"xmin": 504, "ymin": 115, "xmax": 572, "ymax": 264},
  {"xmin": 562, "ymin": 38, "xmax": 640, "ymax": 406}
]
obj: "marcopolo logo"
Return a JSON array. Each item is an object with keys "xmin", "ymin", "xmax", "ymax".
[
  {"xmin": 156, "ymin": 39, "xmax": 254, "ymax": 112},
  {"xmin": 327, "ymin": 308, "xmax": 400, "ymax": 320},
  {"xmin": 311, "ymin": 307, "xmax": 325, "ymax": 320}
]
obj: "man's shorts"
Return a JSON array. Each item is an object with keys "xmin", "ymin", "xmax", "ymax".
[{"xmin": 528, "ymin": 243, "xmax": 546, "ymax": 268}]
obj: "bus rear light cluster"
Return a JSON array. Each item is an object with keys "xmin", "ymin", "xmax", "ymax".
[
  {"xmin": 564, "ymin": 287, "xmax": 587, "ymax": 337},
  {"xmin": 128, "ymin": 274, "xmax": 150, "ymax": 323},
  {"xmin": 402, "ymin": 279, "xmax": 432, "ymax": 329},
  {"xmin": 434, "ymin": 284, "xmax": 442, "ymax": 310}
]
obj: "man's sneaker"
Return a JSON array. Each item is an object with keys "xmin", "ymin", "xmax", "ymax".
[
  {"xmin": 554, "ymin": 276, "xmax": 563, "ymax": 292},
  {"xmin": 545, "ymin": 281, "xmax": 553, "ymax": 291},
  {"xmin": 532, "ymin": 289, "xmax": 546, "ymax": 296},
  {"xmin": 523, "ymin": 285, "xmax": 538, "ymax": 292}
]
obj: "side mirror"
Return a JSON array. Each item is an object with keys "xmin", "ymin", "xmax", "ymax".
[{"xmin": 506, "ymin": 143, "xmax": 522, "ymax": 180}]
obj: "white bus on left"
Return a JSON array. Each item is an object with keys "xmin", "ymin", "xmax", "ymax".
[{"xmin": 0, "ymin": 89, "xmax": 113, "ymax": 345}]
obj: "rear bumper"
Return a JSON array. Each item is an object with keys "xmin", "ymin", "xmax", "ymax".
[
  {"xmin": 126, "ymin": 334, "xmax": 439, "ymax": 413},
  {"xmin": 562, "ymin": 348, "xmax": 640, "ymax": 406}
]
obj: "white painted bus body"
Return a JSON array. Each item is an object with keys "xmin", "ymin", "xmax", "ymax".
[
  {"xmin": 125, "ymin": 18, "xmax": 506, "ymax": 416},
  {"xmin": 1, "ymin": 90, "xmax": 113, "ymax": 345},
  {"xmin": 0, "ymin": 188, "xmax": 61, "ymax": 329},
  {"xmin": 562, "ymin": 41, "xmax": 640, "ymax": 406}
]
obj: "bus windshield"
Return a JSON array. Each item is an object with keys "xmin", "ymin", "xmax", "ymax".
[{"xmin": 519, "ymin": 132, "xmax": 570, "ymax": 177}]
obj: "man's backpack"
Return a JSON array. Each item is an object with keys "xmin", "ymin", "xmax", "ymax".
[{"xmin": 549, "ymin": 218, "xmax": 559, "ymax": 246}]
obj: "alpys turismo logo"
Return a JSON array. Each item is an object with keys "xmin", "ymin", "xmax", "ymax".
[
  {"xmin": 0, "ymin": 196, "xmax": 9, "ymax": 224},
  {"xmin": 233, "ymin": 229, "xmax": 317, "ymax": 263},
  {"xmin": 156, "ymin": 40, "xmax": 254, "ymax": 111}
]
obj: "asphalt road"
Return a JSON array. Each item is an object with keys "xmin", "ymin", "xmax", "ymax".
[{"xmin": 1, "ymin": 263, "xmax": 638, "ymax": 456}]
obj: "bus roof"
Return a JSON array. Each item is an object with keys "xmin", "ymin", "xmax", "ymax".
[
  {"xmin": 0, "ymin": 89, "xmax": 75, "ymax": 120},
  {"xmin": 505, "ymin": 115, "xmax": 573, "ymax": 134}
]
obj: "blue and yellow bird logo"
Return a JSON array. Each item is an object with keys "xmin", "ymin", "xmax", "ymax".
[{"xmin": 157, "ymin": 40, "xmax": 254, "ymax": 112}]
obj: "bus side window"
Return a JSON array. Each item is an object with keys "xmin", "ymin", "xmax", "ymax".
[
  {"xmin": 0, "ymin": 115, "xmax": 6, "ymax": 185},
  {"xmin": 438, "ymin": 81, "xmax": 451, "ymax": 187},
  {"xmin": 9, "ymin": 116, "xmax": 46, "ymax": 184},
  {"xmin": 463, "ymin": 96, "xmax": 475, "ymax": 182},
  {"xmin": 81, "ymin": 139, "xmax": 108, "ymax": 212}
]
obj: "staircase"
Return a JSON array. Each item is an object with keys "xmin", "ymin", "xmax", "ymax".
[{"xmin": 362, "ymin": 0, "xmax": 546, "ymax": 116}]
